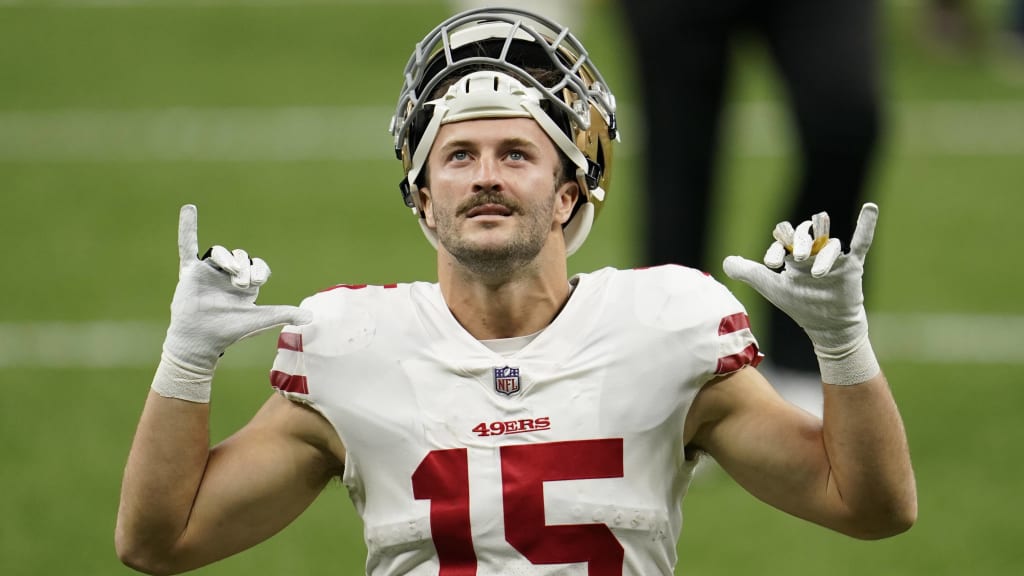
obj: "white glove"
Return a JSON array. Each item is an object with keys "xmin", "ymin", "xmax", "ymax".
[
  {"xmin": 152, "ymin": 204, "xmax": 313, "ymax": 402},
  {"xmin": 723, "ymin": 203, "xmax": 881, "ymax": 385}
]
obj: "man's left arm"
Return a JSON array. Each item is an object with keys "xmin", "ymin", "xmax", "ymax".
[{"xmin": 688, "ymin": 204, "xmax": 917, "ymax": 539}]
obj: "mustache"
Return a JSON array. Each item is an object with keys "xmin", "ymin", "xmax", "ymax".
[{"xmin": 456, "ymin": 192, "xmax": 520, "ymax": 216}]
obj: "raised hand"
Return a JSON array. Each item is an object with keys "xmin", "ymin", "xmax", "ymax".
[
  {"xmin": 153, "ymin": 204, "xmax": 313, "ymax": 402},
  {"xmin": 722, "ymin": 203, "xmax": 880, "ymax": 385}
]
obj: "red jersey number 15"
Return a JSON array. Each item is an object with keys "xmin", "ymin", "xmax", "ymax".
[{"xmin": 412, "ymin": 438, "xmax": 625, "ymax": 576}]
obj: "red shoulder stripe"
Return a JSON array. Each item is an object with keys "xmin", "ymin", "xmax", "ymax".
[
  {"xmin": 718, "ymin": 312, "xmax": 751, "ymax": 335},
  {"xmin": 319, "ymin": 283, "xmax": 400, "ymax": 293},
  {"xmin": 715, "ymin": 313, "xmax": 762, "ymax": 374},
  {"xmin": 716, "ymin": 344, "xmax": 763, "ymax": 375},
  {"xmin": 277, "ymin": 332, "xmax": 303, "ymax": 352},
  {"xmin": 270, "ymin": 370, "xmax": 309, "ymax": 395}
]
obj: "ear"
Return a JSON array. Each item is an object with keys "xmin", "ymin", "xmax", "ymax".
[
  {"xmin": 418, "ymin": 186, "xmax": 436, "ymax": 229},
  {"xmin": 554, "ymin": 180, "xmax": 580, "ymax": 225}
]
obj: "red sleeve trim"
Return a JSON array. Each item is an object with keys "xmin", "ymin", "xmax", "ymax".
[
  {"xmin": 277, "ymin": 332, "xmax": 303, "ymax": 352},
  {"xmin": 718, "ymin": 312, "xmax": 751, "ymax": 335},
  {"xmin": 715, "ymin": 344, "xmax": 763, "ymax": 375},
  {"xmin": 319, "ymin": 283, "xmax": 400, "ymax": 293},
  {"xmin": 270, "ymin": 370, "xmax": 309, "ymax": 395}
]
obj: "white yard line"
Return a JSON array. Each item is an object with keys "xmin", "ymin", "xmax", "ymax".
[
  {"xmin": 1, "ymin": 313, "xmax": 1022, "ymax": 368},
  {"xmin": 2, "ymin": 101, "xmax": 1023, "ymax": 162},
  {"xmin": 730, "ymin": 100, "xmax": 1024, "ymax": 158},
  {"xmin": 0, "ymin": 321, "xmax": 277, "ymax": 369},
  {"xmin": 870, "ymin": 313, "xmax": 1024, "ymax": 365},
  {"xmin": 0, "ymin": 106, "xmax": 394, "ymax": 162}
]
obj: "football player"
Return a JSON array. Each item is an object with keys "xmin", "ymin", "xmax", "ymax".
[{"xmin": 117, "ymin": 8, "xmax": 916, "ymax": 575}]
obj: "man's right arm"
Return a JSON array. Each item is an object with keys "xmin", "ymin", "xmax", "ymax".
[
  {"xmin": 116, "ymin": 205, "xmax": 330, "ymax": 574},
  {"xmin": 116, "ymin": 391, "xmax": 343, "ymax": 575}
]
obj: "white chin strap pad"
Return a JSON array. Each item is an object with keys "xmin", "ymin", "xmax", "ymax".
[
  {"xmin": 409, "ymin": 70, "xmax": 595, "ymax": 256},
  {"xmin": 562, "ymin": 201, "xmax": 594, "ymax": 256},
  {"xmin": 418, "ymin": 217, "xmax": 440, "ymax": 251}
]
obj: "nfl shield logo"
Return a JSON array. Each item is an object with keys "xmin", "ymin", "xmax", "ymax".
[{"xmin": 493, "ymin": 366, "xmax": 521, "ymax": 396}]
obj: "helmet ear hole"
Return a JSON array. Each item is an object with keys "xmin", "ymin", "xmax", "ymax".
[
  {"xmin": 404, "ymin": 104, "xmax": 435, "ymax": 169},
  {"xmin": 539, "ymin": 98, "xmax": 574, "ymax": 145}
]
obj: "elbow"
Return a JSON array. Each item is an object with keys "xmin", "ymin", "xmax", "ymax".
[
  {"xmin": 888, "ymin": 497, "xmax": 919, "ymax": 536},
  {"xmin": 892, "ymin": 496, "xmax": 919, "ymax": 535},
  {"xmin": 855, "ymin": 510, "xmax": 916, "ymax": 540},
  {"xmin": 115, "ymin": 524, "xmax": 181, "ymax": 576},
  {"xmin": 845, "ymin": 498, "xmax": 918, "ymax": 540},
  {"xmin": 115, "ymin": 542, "xmax": 170, "ymax": 576}
]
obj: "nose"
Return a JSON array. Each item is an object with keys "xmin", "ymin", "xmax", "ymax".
[{"xmin": 472, "ymin": 153, "xmax": 503, "ymax": 193}]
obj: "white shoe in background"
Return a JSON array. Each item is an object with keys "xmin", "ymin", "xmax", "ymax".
[{"xmin": 758, "ymin": 362, "xmax": 824, "ymax": 418}]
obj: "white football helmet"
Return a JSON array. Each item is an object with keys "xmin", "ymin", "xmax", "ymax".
[{"xmin": 389, "ymin": 7, "xmax": 618, "ymax": 256}]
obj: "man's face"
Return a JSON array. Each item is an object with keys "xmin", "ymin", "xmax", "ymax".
[{"xmin": 420, "ymin": 117, "xmax": 577, "ymax": 273}]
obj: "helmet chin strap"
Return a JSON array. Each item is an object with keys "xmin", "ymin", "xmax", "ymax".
[
  {"xmin": 408, "ymin": 70, "xmax": 596, "ymax": 256},
  {"xmin": 562, "ymin": 201, "xmax": 594, "ymax": 256}
]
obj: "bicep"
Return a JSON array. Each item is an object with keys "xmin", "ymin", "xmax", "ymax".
[
  {"xmin": 686, "ymin": 368, "xmax": 851, "ymax": 530},
  {"xmin": 176, "ymin": 393, "xmax": 344, "ymax": 568}
]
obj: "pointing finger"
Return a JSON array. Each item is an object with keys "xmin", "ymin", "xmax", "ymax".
[
  {"xmin": 178, "ymin": 205, "xmax": 199, "ymax": 266},
  {"xmin": 849, "ymin": 203, "xmax": 879, "ymax": 262}
]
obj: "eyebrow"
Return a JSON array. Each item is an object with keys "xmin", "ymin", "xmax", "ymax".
[{"xmin": 437, "ymin": 137, "xmax": 542, "ymax": 154}]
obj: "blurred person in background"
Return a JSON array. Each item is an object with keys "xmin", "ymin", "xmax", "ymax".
[
  {"xmin": 116, "ymin": 7, "xmax": 915, "ymax": 575},
  {"xmin": 1010, "ymin": 0, "xmax": 1024, "ymax": 54},
  {"xmin": 922, "ymin": 0, "xmax": 980, "ymax": 56},
  {"xmin": 621, "ymin": 0, "xmax": 885, "ymax": 416}
]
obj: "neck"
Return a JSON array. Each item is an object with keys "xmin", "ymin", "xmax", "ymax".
[{"xmin": 437, "ymin": 243, "xmax": 571, "ymax": 340}]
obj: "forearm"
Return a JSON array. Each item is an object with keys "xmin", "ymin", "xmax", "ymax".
[
  {"xmin": 821, "ymin": 369, "xmax": 917, "ymax": 538},
  {"xmin": 116, "ymin": 389, "xmax": 211, "ymax": 572}
]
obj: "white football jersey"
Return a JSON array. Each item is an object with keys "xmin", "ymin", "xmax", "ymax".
[{"xmin": 270, "ymin": 265, "xmax": 760, "ymax": 576}]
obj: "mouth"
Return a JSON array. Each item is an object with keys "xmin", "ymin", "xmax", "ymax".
[{"xmin": 465, "ymin": 203, "xmax": 514, "ymax": 218}]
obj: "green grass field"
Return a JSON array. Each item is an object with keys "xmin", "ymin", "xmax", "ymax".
[{"xmin": 2, "ymin": 1, "xmax": 1022, "ymax": 574}]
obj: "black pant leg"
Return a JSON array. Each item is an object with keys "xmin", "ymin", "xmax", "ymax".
[
  {"xmin": 622, "ymin": 0, "xmax": 738, "ymax": 269},
  {"xmin": 761, "ymin": 0, "xmax": 884, "ymax": 370}
]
